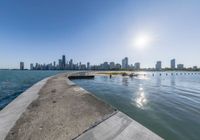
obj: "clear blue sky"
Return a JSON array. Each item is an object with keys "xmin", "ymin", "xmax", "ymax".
[{"xmin": 0, "ymin": 0, "xmax": 200, "ymax": 69}]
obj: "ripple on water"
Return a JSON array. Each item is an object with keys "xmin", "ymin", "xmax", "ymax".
[
  {"xmin": 73, "ymin": 72, "xmax": 200, "ymax": 140},
  {"xmin": 0, "ymin": 70, "xmax": 62, "ymax": 110}
]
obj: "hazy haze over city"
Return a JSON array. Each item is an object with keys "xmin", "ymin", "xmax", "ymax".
[{"xmin": 0, "ymin": 0, "xmax": 200, "ymax": 69}]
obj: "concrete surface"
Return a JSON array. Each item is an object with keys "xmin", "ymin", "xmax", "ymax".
[
  {"xmin": 76, "ymin": 111, "xmax": 163, "ymax": 140},
  {"xmin": 0, "ymin": 77, "xmax": 50, "ymax": 140},
  {"xmin": 5, "ymin": 73, "xmax": 115, "ymax": 140}
]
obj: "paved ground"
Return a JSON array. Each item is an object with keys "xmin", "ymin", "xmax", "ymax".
[
  {"xmin": 76, "ymin": 112, "xmax": 163, "ymax": 140},
  {"xmin": 0, "ymin": 77, "xmax": 50, "ymax": 140},
  {"xmin": 5, "ymin": 73, "xmax": 115, "ymax": 140}
]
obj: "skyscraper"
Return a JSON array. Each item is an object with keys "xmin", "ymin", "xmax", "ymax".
[
  {"xmin": 62, "ymin": 55, "xmax": 66, "ymax": 70},
  {"xmin": 30, "ymin": 63, "xmax": 34, "ymax": 70},
  {"xmin": 171, "ymin": 59, "xmax": 176, "ymax": 69},
  {"xmin": 53, "ymin": 61, "xmax": 56, "ymax": 67},
  {"xmin": 20, "ymin": 62, "xmax": 24, "ymax": 70},
  {"xmin": 110, "ymin": 62, "xmax": 115, "ymax": 70},
  {"xmin": 87, "ymin": 62, "xmax": 90, "ymax": 70},
  {"xmin": 69, "ymin": 59, "xmax": 73, "ymax": 70},
  {"xmin": 122, "ymin": 57, "xmax": 128, "ymax": 69},
  {"xmin": 58, "ymin": 59, "xmax": 62, "ymax": 69},
  {"xmin": 134, "ymin": 62, "xmax": 140, "ymax": 70},
  {"xmin": 156, "ymin": 61, "xmax": 162, "ymax": 70}
]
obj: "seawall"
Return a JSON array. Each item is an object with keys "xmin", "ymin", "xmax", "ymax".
[{"xmin": 0, "ymin": 76, "xmax": 51, "ymax": 140}]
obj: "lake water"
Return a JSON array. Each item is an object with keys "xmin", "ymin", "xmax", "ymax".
[
  {"xmin": 73, "ymin": 72, "xmax": 200, "ymax": 140},
  {"xmin": 0, "ymin": 70, "xmax": 63, "ymax": 110}
]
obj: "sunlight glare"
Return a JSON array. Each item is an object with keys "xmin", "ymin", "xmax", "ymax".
[{"xmin": 132, "ymin": 33, "xmax": 153, "ymax": 49}]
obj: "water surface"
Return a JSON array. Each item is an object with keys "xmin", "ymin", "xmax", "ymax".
[
  {"xmin": 0, "ymin": 70, "xmax": 63, "ymax": 110},
  {"xmin": 73, "ymin": 72, "xmax": 200, "ymax": 140}
]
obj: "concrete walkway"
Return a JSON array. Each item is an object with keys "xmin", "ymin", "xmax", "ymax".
[
  {"xmin": 0, "ymin": 72, "xmax": 163, "ymax": 140},
  {"xmin": 76, "ymin": 112, "xmax": 163, "ymax": 140},
  {"xmin": 4, "ymin": 73, "xmax": 115, "ymax": 140},
  {"xmin": 0, "ymin": 77, "xmax": 50, "ymax": 140}
]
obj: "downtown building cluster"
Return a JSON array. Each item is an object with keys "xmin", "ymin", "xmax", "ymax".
[
  {"xmin": 90, "ymin": 57, "xmax": 140, "ymax": 70},
  {"xmin": 19, "ymin": 55, "xmax": 199, "ymax": 71},
  {"xmin": 22, "ymin": 56, "xmax": 141, "ymax": 71},
  {"xmin": 29, "ymin": 55, "xmax": 90, "ymax": 70}
]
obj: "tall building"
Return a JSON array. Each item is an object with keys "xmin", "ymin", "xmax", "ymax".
[
  {"xmin": 53, "ymin": 61, "xmax": 56, "ymax": 67},
  {"xmin": 69, "ymin": 59, "xmax": 73, "ymax": 70},
  {"xmin": 30, "ymin": 63, "xmax": 34, "ymax": 70},
  {"xmin": 58, "ymin": 59, "xmax": 62, "ymax": 69},
  {"xmin": 62, "ymin": 55, "xmax": 66, "ymax": 69},
  {"xmin": 20, "ymin": 62, "xmax": 24, "ymax": 70},
  {"xmin": 177, "ymin": 64, "xmax": 184, "ymax": 70},
  {"xmin": 134, "ymin": 62, "xmax": 140, "ymax": 70},
  {"xmin": 87, "ymin": 62, "xmax": 90, "ymax": 70},
  {"xmin": 171, "ymin": 59, "xmax": 176, "ymax": 69},
  {"xmin": 156, "ymin": 61, "xmax": 162, "ymax": 70},
  {"xmin": 122, "ymin": 57, "xmax": 128, "ymax": 69},
  {"xmin": 110, "ymin": 62, "xmax": 115, "ymax": 70}
]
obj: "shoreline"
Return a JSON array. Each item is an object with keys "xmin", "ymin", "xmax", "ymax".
[{"xmin": 0, "ymin": 72, "xmax": 163, "ymax": 140}]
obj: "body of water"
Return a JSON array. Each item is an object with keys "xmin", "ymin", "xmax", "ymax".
[
  {"xmin": 0, "ymin": 70, "xmax": 63, "ymax": 110},
  {"xmin": 73, "ymin": 72, "xmax": 200, "ymax": 140}
]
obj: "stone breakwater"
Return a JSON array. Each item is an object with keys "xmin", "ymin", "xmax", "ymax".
[{"xmin": 0, "ymin": 72, "xmax": 163, "ymax": 140}]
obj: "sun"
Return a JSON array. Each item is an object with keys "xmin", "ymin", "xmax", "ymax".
[{"xmin": 132, "ymin": 33, "xmax": 153, "ymax": 49}]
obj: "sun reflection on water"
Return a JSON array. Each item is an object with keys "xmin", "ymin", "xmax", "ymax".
[{"xmin": 135, "ymin": 87, "xmax": 147, "ymax": 109}]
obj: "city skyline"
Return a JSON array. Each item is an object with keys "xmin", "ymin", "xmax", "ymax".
[
  {"xmin": 17, "ymin": 55, "xmax": 198, "ymax": 71},
  {"xmin": 1, "ymin": 0, "xmax": 200, "ymax": 68}
]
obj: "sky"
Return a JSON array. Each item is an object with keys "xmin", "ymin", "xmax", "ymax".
[{"xmin": 0, "ymin": 0, "xmax": 200, "ymax": 69}]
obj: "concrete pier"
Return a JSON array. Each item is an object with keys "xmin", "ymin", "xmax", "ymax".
[
  {"xmin": 76, "ymin": 112, "xmax": 163, "ymax": 140},
  {"xmin": 0, "ymin": 72, "xmax": 163, "ymax": 140},
  {"xmin": 0, "ymin": 76, "xmax": 51, "ymax": 140},
  {"xmin": 68, "ymin": 75, "xmax": 95, "ymax": 80}
]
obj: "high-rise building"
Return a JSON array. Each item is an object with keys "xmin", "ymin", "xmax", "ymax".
[
  {"xmin": 20, "ymin": 62, "xmax": 24, "ymax": 70},
  {"xmin": 134, "ymin": 62, "xmax": 140, "ymax": 70},
  {"xmin": 69, "ymin": 59, "xmax": 73, "ymax": 70},
  {"xmin": 58, "ymin": 59, "xmax": 62, "ymax": 69},
  {"xmin": 171, "ymin": 59, "xmax": 176, "ymax": 69},
  {"xmin": 156, "ymin": 61, "xmax": 162, "ymax": 70},
  {"xmin": 122, "ymin": 57, "xmax": 128, "ymax": 69},
  {"xmin": 177, "ymin": 64, "xmax": 184, "ymax": 70},
  {"xmin": 53, "ymin": 61, "xmax": 56, "ymax": 67},
  {"xmin": 62, "ymin": 55, "xmax": 66, "ymax": 69},
  {"xmin": 110, "ymin": 62, "xmax": 115, "ymax": 70},
  {"xmin": 87, "ymin": 62, "xmax": 90, "ymax": 70},
  {"xmin": 30, "ymin": 63, "xmax": 34, "ymax": 70}
]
